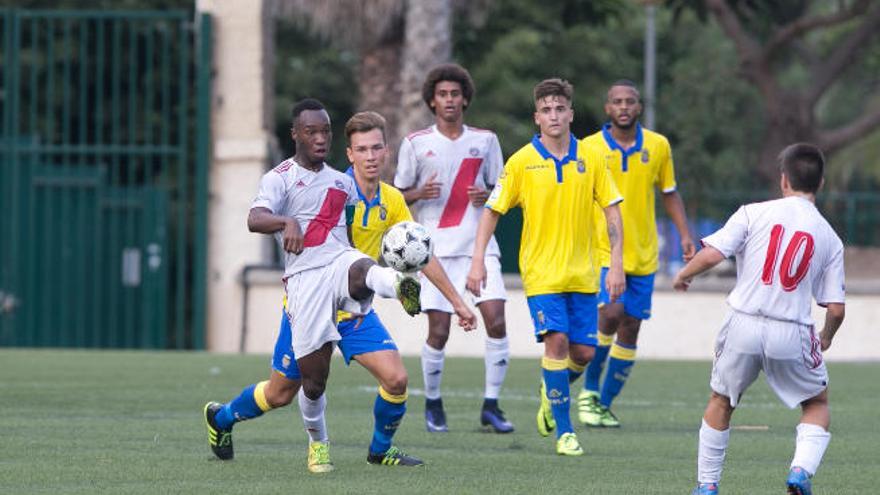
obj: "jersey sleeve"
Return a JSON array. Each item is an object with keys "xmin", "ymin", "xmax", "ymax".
[
  {"xmin": 657, "ymin": 138, "xmax": 677, "ymax": 193},
  {"xmin": 394, "ymin": 137, "xmax": 419, "ymax": 190},
  {"xmin": 593, "ymin": 157, "xmax": 623, "ymax": 208},
  {"xmin": 483, "ymin": 134, "xmax": 504, "ymax": 187},
  {"xmin": 701, "ymin": 206, "xmax": 749, "ymax": 257},
  {"xmin": 485, "ymin": 157, "xmax": 521, "ymax": 215},
  {"xmin": 813, "ymin": 242, "xmax": 846, "ymax": 305},
  {"xmin": 251, "ymin": 171, "xmax": 286, "ymax": 213}
]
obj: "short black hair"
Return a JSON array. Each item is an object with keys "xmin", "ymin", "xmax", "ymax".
[
  {"xmin": 778, "ymin": 143, "xmax": 825, "ymax": 193},
  {"xmin": 291, "ymin": 98, "xmax": 326, "ymax": 126},
  {"xmin": 422, "ymin": 64, "xmax": 475, "ymax": 113},
  {"xmin": 611, "ymin": 79, "xmax": 638, "ymax": 90}
]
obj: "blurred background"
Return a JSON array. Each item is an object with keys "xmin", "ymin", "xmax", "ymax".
[{"xmin": 1, "ymin": 0, "xmax": 878, "ymax": 353}]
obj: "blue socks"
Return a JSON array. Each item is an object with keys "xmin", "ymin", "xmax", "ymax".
[
  {"xmin": 585, "ymin": 333, "xmax": 613, "ymax": 393},
  {"xmin": 369, "ymin": 387, "xmax": 407, "ymax": 455},
  {"xmin": 542, "ymin": 357, "xmax": 574, "ymax": 437},
  {"xmin": 215, "ymin": 381, "xmax": 272, "ymax": 430},
  {"xmin": 600, "ymin": 342, "xmax": 636, "ymax": 408}
]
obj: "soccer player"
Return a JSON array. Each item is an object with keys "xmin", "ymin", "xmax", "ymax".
[
  {"xmin": 577, "ymin": 80, "xmax": 695, "ymax": 428},
  {"xmin": 203, "ymin": 99, "xmax": 425, "ymax": 472},
  {"xmin": 394, "ymin": 63, "xmax": 513, "ymax": 433},
  {"xmin": 467, "ymin": 78, "xmax": 625, "ymax": 456},
  {"xmin": 674, "ymin": 143, "xmax": 845, "ymax": 495}
]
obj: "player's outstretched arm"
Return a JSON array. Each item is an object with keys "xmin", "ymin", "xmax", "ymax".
[
  {"xmin": 662, "ymin": 191, "xmax": 696, "ymax": 261},
  {"xmin": 603, "ymin": 203, "xmax": 626, "ymax": 303},
  {"xmin": 819, "ymin": 303, "xmax": 845, "ymax": 351},
  {"xmin": 466, "ymin": 208, "xmax": 501, "ymax": 297},
  {"xmin": 422, "ymin": 256, "xmax": 477, "ymax": 331},
  {"xmin": 672, "ymin": 246, "xmax": 725, "ymax": 291},
  {"xmin": 247, "ymin": 207, "xmax": 303, "ymax": 254}
]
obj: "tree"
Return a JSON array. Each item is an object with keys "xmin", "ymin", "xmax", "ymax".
[{"xmin": 672, "ymin": 0, "xmax": 880, "ymax": 182}]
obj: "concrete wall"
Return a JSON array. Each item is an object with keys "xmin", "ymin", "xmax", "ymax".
[{"xmin": 237, "ymin": 271, "xmax": 879, "ymax": 361}]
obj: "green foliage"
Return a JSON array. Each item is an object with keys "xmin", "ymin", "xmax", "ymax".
[{"xmin": 1, "ymin": 349, "xmax": 877, "ymax": 494}]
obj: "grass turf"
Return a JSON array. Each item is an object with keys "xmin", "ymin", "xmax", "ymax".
[{"xmin": 0, "ymin": 349, "xmax": 876, "ymax": 494}]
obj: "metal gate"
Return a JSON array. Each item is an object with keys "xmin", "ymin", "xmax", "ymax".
[{"xmin": 0, "ymin": 10, "xmax": 211, "ymax": 349}]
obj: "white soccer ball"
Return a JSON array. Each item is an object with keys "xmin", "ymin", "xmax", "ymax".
[{"xmin": 381, "ymin": 221, "xmax": 433, "ymax": 273}]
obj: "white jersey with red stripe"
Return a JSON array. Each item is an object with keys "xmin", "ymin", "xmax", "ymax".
[
  {"xmin": 702, "ymin": 196, "xmax": 845, "ymax": 326},
  {"xmin": 251, "ymin": 158, "xmax": 358, "ymax": 278},
  {"xmin": 394, "ymin": 124, "xmax": 503, "ymax": 258}
]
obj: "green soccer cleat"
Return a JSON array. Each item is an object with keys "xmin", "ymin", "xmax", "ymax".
[
  {"xmin": 367, "ymin": 446, "xmax": 425, "ymax": 466},
  {"xmin": 577, "ymin": 390, "xmax": 602, "ymax": 426},
  {"xmin": 536, "ymin": 381, "xmax": 556, "ymax": 437},
  {"xmin": 395, "ymin": 275, "xmax": 421, "ymax": 317},
  {"xmin": 307, "ymin": 441, "xmax": 335, "ymax": 473},
  {"xmin": 556, "ymin": 432, "xmax": 584, "ymax": 456},
  {"xmin": 204, "ymin": 402, "xmax": 234, "ymax": 460},
  {"xmin": 596, "ymin": 405, "xmax": 620, "ymax": 428}
]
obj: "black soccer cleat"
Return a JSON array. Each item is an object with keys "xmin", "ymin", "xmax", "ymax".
[
  {"xmin": 425, "ymin": 397, "xmax": 449, "ymax": 432},
  {"xmin": 367, "ymin": 446, "xmax": 424, "ymax": 466},
  {"xmin": 204, "ymin": 401, "xmax": 234, "ymax": 460},
  {"xmin": 480, "ymin": 399, "xmax": 515, "ymax": 433}
]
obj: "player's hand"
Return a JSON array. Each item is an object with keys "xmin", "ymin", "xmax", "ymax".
[
  {"xmin": 466, "ymin": 260, "xmax": 487, "ymax": 297},
  {"xmin": 681, "ymin": 236, "xmax": 697, "ymax": 262},
  {"xmin": 606, "ymin": 266, "xmax": 625, "ymax": 303},
  {"xmin": 453, "ymin": 303, "xmax": 477, "ymax": 332},
  {"xmin": 819, "ymin": 331, "xmax": 833, "ymax": 351},
  {"xmin": 467, "ymin": 186, "xmax": 490, "ymax": 207},
  {"xmin": 672, "ymin": 272, "xmax": 691, "ymax": 291},
  {"xmin": 283, "ymin": 218, "xmax": 304, "ymax": 254},
  {"xmin": 420, "ymin": 172, "xmax": 442, "ymax": 200}
]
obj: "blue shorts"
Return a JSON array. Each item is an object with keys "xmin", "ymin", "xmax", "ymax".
[
  {"xmin": 336, "ymin": 310, "xmax": 398, "ymax": 365},
  {"xmin": 272, "ymin": 310, "xmax": 302, "ymax": 380},
  {"xmin": 526, "ymin": 292, "xmax": 598, "ymax": 346},
  {"xmin": 598, "ymin": 267, "xmax": 655, "ymax": 320}
]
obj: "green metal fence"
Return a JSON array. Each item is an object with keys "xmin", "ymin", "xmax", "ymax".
[{"xmin": 0, "ymin": 10, "xmax": 211, "ymax": 349}]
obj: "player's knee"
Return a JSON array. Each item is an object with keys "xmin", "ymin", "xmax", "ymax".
[
  {"xmin": 348, "ymin": 258, "xmax": 376, "ymax": 300},
  {"xmin": 570, "ymin": 345, "xmax": 594, "ymax": 366},
  {"xmin": 265, "ymin": 387, "xmax": 296, "ymax": 408},
  {"xmin": 484, "ymin": 318, "xmax": 506, "ymax": 339},
  {"xmin": 302, "ymin": 379, "xmax": 327, "ymax": 401},
  {"xmin": 426, "ymin": 323, "xmax": 450, "ymax": 348},
  {"xmin": 383, "ymin": 373, "xmax": 408, "ymax": 396}
]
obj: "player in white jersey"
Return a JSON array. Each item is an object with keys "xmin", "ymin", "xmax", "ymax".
[
  {"xmin": 204, "ymin": 99, "xmax": 425, "ymax": 473},
  {"xmin": 673, "ymin": 143, "xmax": 846, "ymax": 495},
  {"xmin": 394, "ymin": 64, "xmax": 513, "ymax": 433}
]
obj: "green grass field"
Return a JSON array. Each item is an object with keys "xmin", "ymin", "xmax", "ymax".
[{"xmin": 1, "ymin": 349, "xmax": 876, "ymax": 494}]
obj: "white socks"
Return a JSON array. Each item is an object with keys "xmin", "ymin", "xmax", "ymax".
[
  {"xmin": 421, "ymin": 343, "xmax": 445, "ymax": 400},
  {"xmin": 298, "ymin": 389, "xmax": 328, "ymax": 443},
  {"xmin": 697, "ymin": 419, "xmax": 730, "ymax": 484},
  {"xmin": 484, "ymin": 336, "xmax": 510, "ymax": 399},
  {"xmin": 791, "ymin": 423, "xmax": 831, "ymax": 476},
  {"xmin": 365, "ymin": 265, "xmax": 398, "ymax": 299}
]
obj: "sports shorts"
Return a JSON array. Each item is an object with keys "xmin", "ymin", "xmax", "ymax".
[
  {"xmin": 419, "ymin": 255, "xmax": 506, "ymax": 313},
  {"xmin": 336, "ymin": 309, "xmax": 398, "ymax": 364},
  {"xmin": 526, "ymin": 292, "xmax": 598, "ymax": 346},
  {"xmin": 598, "ymin": 266, "xmax": 655, "ymax": 320},
  {"xmin": 710, "ymin": 310, "xmax": 828, "ymax": 409}
]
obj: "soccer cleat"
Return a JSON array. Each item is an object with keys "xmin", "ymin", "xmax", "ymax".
[
  {"xmin": 555, "ymin": 432, "xmax": 584, "ymax": 456},
  {"xmin": 425, "ymin": 397, "xmax": 449, "ymax": 432},
  {"xmin": 367, "ymin": 445, "xmax": 425, "ymax": 466},
  {"xmin": 480, "ymin": 400, "xmax": 515, "ymax": 433},
  {"xmin": 536, "ymin": 382, "xmax": 556, "ymax": 437},
  {"xmin": 307, "ymin": 441, "xmax": 334, "ymax": 473},
  {"xmin": 577, "ymin": 389, "xmax": 602, "ymax": 426},
  {"xmin": 786, "ymin": 466, "xmax": 812, "ymax": 495},
  {"xmin": 594, "ymin": 405, "xmax": 620, "ymax": 428},
  {"xmin": 204, "ymin": 402, "xmax": 234, "ymax": 460},
  {"xmin": 691, "ymin": 482, "xmax": 719, "ymax": 495},
  {"xmin": 395, "ymin": 275, "xmax": 421, "ymax": 316}
]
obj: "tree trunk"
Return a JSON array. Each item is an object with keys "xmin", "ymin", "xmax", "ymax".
[{"xmin": 358, "ymin": 39, "xmax": 404, "ymax": 182}]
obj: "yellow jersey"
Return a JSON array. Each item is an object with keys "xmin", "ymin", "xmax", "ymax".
[
  {"xmin": 586, "ymin": 124, "xmax": 677, "ymax": 276},
  {"xmin": 486, "ymin": 134, "xmax": 622, "ymax": 296}
]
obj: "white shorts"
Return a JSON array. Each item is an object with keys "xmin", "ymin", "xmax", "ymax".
[
  {"xmin": 710, "ymin": 310, "xmax": 828, "ymax": 409},
  {"xmin": 283, "ymin": 249, "xmax": 371, "ymax": 359},
  {"xmin": 419, "ymin": 255, "xmax": 506, "ymax": 313}
]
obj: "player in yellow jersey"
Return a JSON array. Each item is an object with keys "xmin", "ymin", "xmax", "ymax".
[
  {"xmin": 577, "ymin": 80, "xmax": 696, "ymax": 428},
  {"xmin": 467, "ymin": 79, "xmax": 625, "ymax": 456}
]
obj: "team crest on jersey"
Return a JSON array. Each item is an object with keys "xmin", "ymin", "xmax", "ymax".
[
  {"xmin": 641, "ymin": 149, "xmax": 650, "ymax": 163},
  {"xmin": 379, "ymin": 204, "xmax": 387, "ymax": 220},
  {"xmin": 335, "ymin": 180, "xmax": 345, "ymax": 189},
  {"xmin": 469, "ymin": 147, "xmax": 480, "ymax": 157},
  {"xmin": 576, "ymin": 158, "xmax": 586, "ymax": 173}
]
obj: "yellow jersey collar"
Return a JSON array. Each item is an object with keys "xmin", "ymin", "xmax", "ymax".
[
  {"xmin": 602, "ymin": 122, "xmax": 643, "ymax": 172},
  {"xmin": 531, "ymin": 133, "xmax": 578, "ymax": 183}
]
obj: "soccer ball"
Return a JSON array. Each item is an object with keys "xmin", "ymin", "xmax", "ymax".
[{"xmin": 381, "ymin": 221, "xmax": 433, "ymax": 273}]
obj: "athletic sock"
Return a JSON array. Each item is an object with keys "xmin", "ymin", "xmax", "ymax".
[
  {"xmin": 697, "ymin": 419, "xmax": 730, "ymax": 484},
  {"xmin": 421, "ymin": 343, "xmax": 445, "ymax": 400},
  {"xmin": 484, "ymin": 336, "xmax": 509, "ymax": 400},
  {"xmin": 585, "ymin": 332, "xmax": 613, "ymax": 393},
  {"xmin": 790, "ymin": 423, "xmax": 831, "ymax": 476},
  {"xmin": 297, "ymin": 389, "xmax": 328, "ymax": 442},
  {"xmin": 567, "ymin": 357, "xmax": 586, "ymax": 384},
  {"xmin": 365, "ymin": 265, "xmax": 398, "ymax": 299},
  {"xmin": 215, "ymin": 380, "xmax": 273, "ymax": 430},
  {"xmin": 600, "ymin": 341, "xmax": 636, "ymax": 408},
  {"xmin": 542, "ymin": 357, "xmax": 574, "ymax": 437},
  {"xmin": 369, "ymin": 386, "xmax": 407, "ymax": 455}
]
